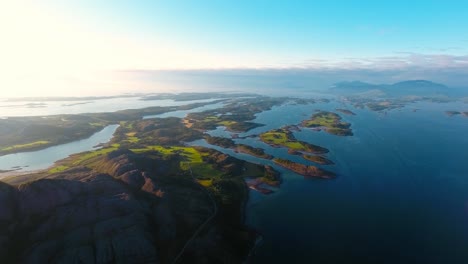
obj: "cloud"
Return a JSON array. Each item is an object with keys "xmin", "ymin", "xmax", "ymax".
[{"xmin": 292, "ymin": 53, "xmax": 468, "ymax": 71}]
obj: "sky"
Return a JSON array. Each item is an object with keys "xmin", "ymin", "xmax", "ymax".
[{"xmin": 1, "ymin": 0, "xmax": 468, "ymax": 97}]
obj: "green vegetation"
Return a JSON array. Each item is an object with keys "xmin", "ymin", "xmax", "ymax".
[
  {"xmin": 72, "ymin": 146, "xmax": 120, "ymax": 165},
  {"xmin": 205, "ymin": 136, "xmax": 272, "ymax": 160},
  {"xmin": 1, "ymin": 141, "xmax": 51, "ymax": 152},
  {"xmin": 301, "ymin": 111, "xmax": 353, "ymax": 136},
  {"xmin": 0, "ymin": 100, "xmax": 225, "ymax": 156},
  {"xmin": 260, "ymin": 128, "xmax": 328, "ymax": 154},
  {"xmin": 48, "ymin": 165, "xmax": 69, "ymax": 174},
  {"xmin": 185, "ymin": 97, "xmax": 288, "ymax": 132},
  {"xmin": 0, "ymin": 115, "xmax": 108, "ymax": 156}
]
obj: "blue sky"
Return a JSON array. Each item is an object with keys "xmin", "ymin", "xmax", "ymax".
[
  {"xmin": 57, "ymin": 0, "xmax": 468, "ymax": 63},
  {"xmin": 1, "ymin": 1, "xmax": 468, "ymax": 96}
]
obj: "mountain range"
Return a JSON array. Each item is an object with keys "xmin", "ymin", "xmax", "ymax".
[{"xmin": 330, "ymin": 80, "xmax": 450, "ymax": 97}]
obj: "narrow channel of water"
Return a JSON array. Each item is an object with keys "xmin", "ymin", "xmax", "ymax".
[
  {"xmin": 143, "ymin": 101, "xmax": 226, "ymax": 119},
  {"xmin": 0, "ymin": 124, "xmax": 119, "ymax": 173}
]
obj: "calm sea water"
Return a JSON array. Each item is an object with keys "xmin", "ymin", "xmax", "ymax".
[
  {"xmin": 143, "ymin": 101, "xmax": 227, "ymax": 119},
  {"xmin": 0, "ymin": 125, "xmax": 119, "ymax": 174},
  {"xmin": 196, "ymin": 100, "xmax": 468, "ymax": 263},
  {"xmin": 0, "ymin": 97, "xmax": 220, "ymax": 117}
]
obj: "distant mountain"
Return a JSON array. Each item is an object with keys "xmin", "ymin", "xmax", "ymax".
[
  {"xmin": 331, "ymin": 80, "xmax": 449, "ymax": 97},
  {"xmin": 386, "ymin": 80, "xmax": 448, "ymax": 96}
]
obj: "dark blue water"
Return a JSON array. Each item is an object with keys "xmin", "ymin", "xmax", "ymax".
[
  {"xmin": 245, "ymin": 101, "xmax": 468, "ymax": 263},
  {"xmin": 195, "ymin": 100, "xmax": 468, "ymax": 263}
]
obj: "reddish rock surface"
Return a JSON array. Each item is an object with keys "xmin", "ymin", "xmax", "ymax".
[{"xmin": 274, "ymin": 158, "xmax": 336, "ymax": 179}]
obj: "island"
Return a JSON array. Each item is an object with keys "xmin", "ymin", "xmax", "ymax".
[
  {"xmin": 301, "ymin": 111, "xmax": 353, "ymax": 136},
  {"xmin": 273, "ymin": 158, "xmax": 336, "ymax": 179},
  {"xmin": 236, "ymin": 144, "xmax": 273, "ymax": 160},
  {"xmin": 336, "ymin": 108, "xmax": 356, "ymax": 115}
]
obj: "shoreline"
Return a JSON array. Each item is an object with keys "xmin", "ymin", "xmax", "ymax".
[{"xmin": 0, "ymin": 169, "xmax": 45, "ymax": 181}]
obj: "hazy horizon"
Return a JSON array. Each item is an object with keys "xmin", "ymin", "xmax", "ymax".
[{"xmin": 1, "ymin": 1, "xmax": 468, "ymax": 97}]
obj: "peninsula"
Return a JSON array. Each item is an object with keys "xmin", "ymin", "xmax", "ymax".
[{"xmin": 273, "ymin": 158, "xmax": 336, "ymax": 179}]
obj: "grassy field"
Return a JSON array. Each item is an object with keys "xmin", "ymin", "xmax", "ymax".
[
  {"xmin": 260, "ymin": 130, "xmax": 311, "ymax": 151},
  {"xmin": 1, "ymin": 141, "xmax": 51, "ymax": 152},
  {"xmin": 301, "ymin": 111, "xmax": 352, "ymax": 136},
  {"xmin": 302, "ymin": 111, "xmax": 342, "ymax": 127},
  {"xmin": 48, "ymin": 165, "xmax": 70, "ymax": 174}
]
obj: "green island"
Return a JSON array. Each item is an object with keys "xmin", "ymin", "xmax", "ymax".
[
  {"xmin": 301, "ymin": 111, "xmax": 353, "ymax": 136},
  {"xmin": 259, "ymin": 128, "xmax": 329, "ymax": 154},
  {"xmin": 302, "ymin": 154, "xmax": 334, "ymax": 165},
  {"xmin": 273, "ymin": 158, "xmax": 336, "ymax": 179}
]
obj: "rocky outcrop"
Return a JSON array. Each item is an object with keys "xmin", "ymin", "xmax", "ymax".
[
  {"xmin": 0, "ymin": 148, "xmax": 257, "ymax": 263},
  {"xmin": 274, "ymin": 158, "xmax": 336, "ymax": 179},
  {"xmin": 0, "ymin": 181, "xmax": 17, "ymax": 260},
  {"xmin": 302, "ymin": 155, "xmax": 335, "ymax": 165},
  {"xmin": 93, "ymin": 149, "xmax": 145, "ymax": 189},
  {"xmin": 1, "ymin": 174, "xmax": 161, "ymax": 263}
]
